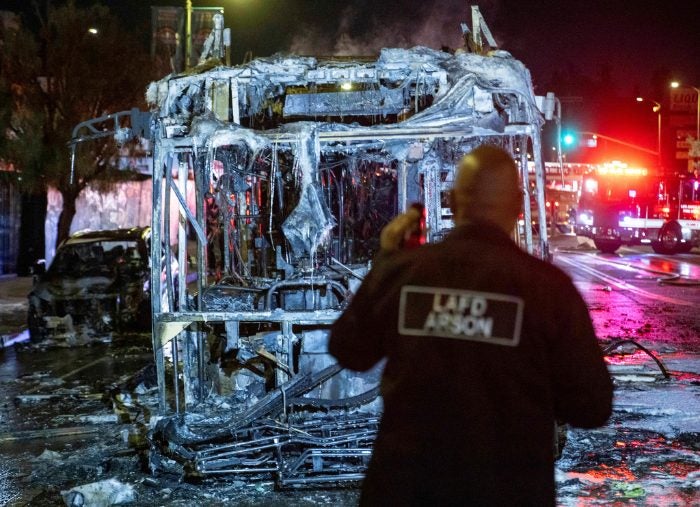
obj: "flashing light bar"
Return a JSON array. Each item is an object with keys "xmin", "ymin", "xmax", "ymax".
[
  {"xmin": 584, "ymin": 178, "xmax": 598, "ymax": 193},
  {"xmin": 578, "ymin": 212, "xmax": 594, "ymax": 226},
  {"xmin": 596, "ymin": 163, "xmax": 648, "ymax": 176}
]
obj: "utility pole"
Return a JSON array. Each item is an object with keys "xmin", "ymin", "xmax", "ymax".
[
  {"xmin": 461, "ymin": 5, "xmax": 498, "ymax": 54},
  {"xmin": 694, "ymin": 86, "xmax": 700, "ymax": 141},
  {"xmin": 185, "ymin": 0, "xmax": 192, "ymax": 70},
  {"xmin": 636, "ymin": 97, "xmax": 662, "ymax": 167}
]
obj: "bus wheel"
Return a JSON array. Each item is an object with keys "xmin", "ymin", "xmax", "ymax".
[
  {"xmin": 654, "ymin": 222, "xmax": 682, "ymax": 255},
  {"xmin": 594, "ymin": 239, "xmax": 621, "ymax": 254}
]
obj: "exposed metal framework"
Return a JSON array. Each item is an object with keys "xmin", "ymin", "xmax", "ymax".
[{"xmin": 71, "ymin": 44, "xmax": 551, "ymax": 486}]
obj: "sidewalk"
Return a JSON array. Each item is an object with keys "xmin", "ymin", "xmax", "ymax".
[
  {"xmin": 0, "ymin": 274, "xmax": 33, "ymax": 306},
  {"xmin": 0, "ymin": 275, "xmax": 32, "ymax": 334}
]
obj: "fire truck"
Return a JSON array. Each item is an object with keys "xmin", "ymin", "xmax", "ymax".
[{"xmin": 575, "ymin": 162, "xmax": 700, "ymax": 254}]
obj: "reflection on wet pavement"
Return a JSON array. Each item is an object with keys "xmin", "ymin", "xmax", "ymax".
[
  {"xmin": 558, "ymin": 428, "xmax": 700, "ymax": 505},
  {"xmin": 1, "ymin": 248, "xmax": 699, "ymax": 505}
]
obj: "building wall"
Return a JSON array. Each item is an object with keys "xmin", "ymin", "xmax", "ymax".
[
  {"xmin": 45, "ymin": 179, "xmax": 196, "ymax": 266},
  {"xmin": 0, "ymin": 180, "xmax": 21, "ymax": 274}
]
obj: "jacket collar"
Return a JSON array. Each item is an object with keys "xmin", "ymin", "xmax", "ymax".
[{"xmin": 445, "ymin": 220, "xmax": 517, "ymax": 248}]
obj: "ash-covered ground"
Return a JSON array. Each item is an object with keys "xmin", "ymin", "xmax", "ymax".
[{"xmin": 1, "ymin": 241, "xmax": 699, "ymax": 505}]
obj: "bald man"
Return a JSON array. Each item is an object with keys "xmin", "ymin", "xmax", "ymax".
[{"xmin": 329, "ymin": 145, "xmax": 612, "ymax": 506}]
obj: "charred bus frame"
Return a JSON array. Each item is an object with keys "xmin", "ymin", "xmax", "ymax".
[{"xmin": 71, "ymin": 47, "xmax": 551, "ymax": 484}]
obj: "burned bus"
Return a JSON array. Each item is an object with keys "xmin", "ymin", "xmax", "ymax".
[{"xmin": 72, "ymin": 43, "xmax": 551, "ymax": 485}]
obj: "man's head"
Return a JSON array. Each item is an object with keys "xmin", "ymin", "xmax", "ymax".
[{"xmin": 450, "ymin": 145, "xmax": 522, "ymax": 232}]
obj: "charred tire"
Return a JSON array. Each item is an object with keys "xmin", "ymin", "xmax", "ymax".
[
  {"xmin": 653, "ymin": 221, "xmax": 682, "ymax": 255},
  {"xmin": 594, "ymin": 239, "xmax": 621, "ymax": 254}
]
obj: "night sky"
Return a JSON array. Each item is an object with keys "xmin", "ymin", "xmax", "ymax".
[{"xmin": 5, "ymin": 0, "xmax": 699, "ymax": 98}]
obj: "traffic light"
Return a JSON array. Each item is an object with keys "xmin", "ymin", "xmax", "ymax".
[{"xmin": 562, "ymin": 132, "xmax": 576, "ymax": 147}]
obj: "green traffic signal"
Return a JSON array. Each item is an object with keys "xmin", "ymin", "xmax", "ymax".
[{"xmin": 562, "ymin": 133, "xmax": 575, "ymax": 147}]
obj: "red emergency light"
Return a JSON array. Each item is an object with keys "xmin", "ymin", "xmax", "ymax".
[{"xmin": 597, "ymin": 164, "xmax": 648, "ymax": 176}]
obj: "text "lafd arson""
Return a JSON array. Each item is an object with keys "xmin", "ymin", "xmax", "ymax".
[{"xmin": 423, "ymin": 293, "xmax": 493, "ymax": 337}]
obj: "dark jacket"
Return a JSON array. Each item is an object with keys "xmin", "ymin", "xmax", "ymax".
[{"xmin": 329, "ymin": 221, "xmax": 613, "ymax": 507}]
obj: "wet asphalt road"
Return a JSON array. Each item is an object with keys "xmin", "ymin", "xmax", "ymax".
[
  {"xmin": 0, "ymin": 241, "xmax": 699, "ymax": 505},
  {"xmin": 552, "ymin": 244, "xmax": 700, "ymax": 505}
]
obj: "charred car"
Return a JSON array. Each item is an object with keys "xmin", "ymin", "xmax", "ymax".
[{"xmin": 27, "ymin": 227, "xmax": 155, "ymax": 344}]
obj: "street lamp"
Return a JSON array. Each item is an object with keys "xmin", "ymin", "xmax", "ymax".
[
  {"xmin": 671, "ymin": 81, "xmax": 700, "ymax": 140},
  {"xmin": 636, "ymin": 96, "xmax": 661, "ymax": 164}
]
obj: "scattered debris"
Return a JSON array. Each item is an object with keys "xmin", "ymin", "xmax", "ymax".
[
  {"xmin": 0, "ymin": 426, "xmax": 101, "ymax": 443},
  {"xmin": 78, "ymin": 414, "xmax": 121, "ymax": 424},
  {"xmin": 35, "ymin": 449, "xmax": 62, "ymax": 462},
  {"xmin": 60, "ymin": 478, "xmax": 135, "ymax": 507},
  {"xmin": 136, "ymin": 42, "xmax": 551, "ymax": 487}
]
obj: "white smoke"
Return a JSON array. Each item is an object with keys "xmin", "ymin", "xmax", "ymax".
[{"xmin": 288, "ymin": 0, "xmax": 503, "ymax": 56}]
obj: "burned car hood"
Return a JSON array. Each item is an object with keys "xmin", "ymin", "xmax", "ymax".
[{"xmin": 31, "ymin": 275, "xmax": 119, "ymax": 301}]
